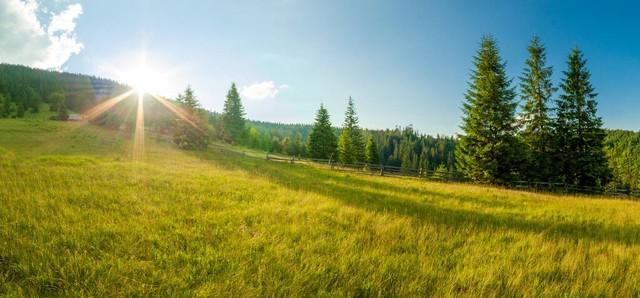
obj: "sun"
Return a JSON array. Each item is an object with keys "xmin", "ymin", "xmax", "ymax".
[
  {"xmin": 128, "ymin": 65, "xmax": 160, "ymax": 98},
  {"xmin": 118, "ymin": 56, "xmax": 167, "ymax": 98}
]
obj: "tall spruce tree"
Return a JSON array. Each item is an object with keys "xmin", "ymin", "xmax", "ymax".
[
  {"xmin": 519, "ymin": 37, "xmax": 555, "ymax": 181},
  {"xmin": 553, "ymin": 48, "xmax": 610, "ymax": 186},
  {"xmin": 365, "ymin": 136, "xmax": 380, "ymax": 165},
  {"xmin": 308, "ymin": 104, "xmax": 338, "ymax": 159},
  {"xmin": 338, "ymin": 97, "xmax": 365, "ymax": 164},
  {"xmin": 222, "ymin": 83, "xmax": 246, "ymax": 143},
  {"xmin": 458, "ymin": 36, "xmax": 522, "ymax": 183}
]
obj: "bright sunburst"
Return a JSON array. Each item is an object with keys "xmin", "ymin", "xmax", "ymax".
[
  {"xmin": 82, "ymin": 54, "xmax": 203, "ymax": 161},
  {"xmin": 123, "ymin": 58, "xmax": 167, "ymax": 98}
]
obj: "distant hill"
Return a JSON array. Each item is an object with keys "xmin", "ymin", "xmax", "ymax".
[{"xmin": 0, "ymin": 63, "xmax": 129, "ymax": 116}]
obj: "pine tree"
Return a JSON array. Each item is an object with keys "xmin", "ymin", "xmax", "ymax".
[
  {"xmin": 553, "ymin": 48, "xmax": 610, "ymax": 186},
  {"xmin": 222, "ymin": 83, "xmax": 245, "ymax": 143},
  {"xmin": 338, "ymin": 97, "xmax": 365, "ymax": 164},
  {"xmin": 308, "ymin": 104, "xmax": 338, "ymax": 159},
  {"xmin": 179, "ymin": 85, "xmax": 200, "ymax": 111},
  {"xmin": 457, "ymin": 36, "xmax": 522, "ymax": 183},
  {"xmin": 173, "ymin": 86, "xmax": 209, "ymax": 150},
  {"xmin": 365, "ymin": 136, "xmax": 380, "ymax": 165},
  {"xmin": 519, "ymin": 36, "xmax": 555, "ymax": 181}
]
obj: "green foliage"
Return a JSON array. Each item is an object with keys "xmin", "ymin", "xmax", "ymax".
[
  {"xmin": 173, "ymin": 87, "xmax": 209, "ymax": 150},
  {"xmin": 605, "ymin": 130, "xmax": 640, "ymax": 190},
  {"xmin": 57, "ymin": 100, "xmax": 69, "ymax": 121},
  {"xmin": 48, "ymin": 91, "xmax": 65, "ymax": 112},
  {"xmin": 0, "ymin": 63, "xmax": 128, "ymax": 118},
  {"xmin": 458, "ymin": 36, "xmax": 523, "ymax": 183},
  {"xmin": 308, "ymin": 104, "xmax": 338, "ymax": 159},
  {"xmin": 338, "ymin": 97, "xmax": 365, "ymax": 164},
  {"xmin": 16, "ymin": 102, "xmax": 25, "ymax": 117},
  {"xmin": 365, "ymin": 136, "xmax": 380, "ymax": 165},
  {"xmin": 552, "ymin": 48, "xmax": 610, "ymax": 186},
  {"xmin": 222, "ymin": 83, "xmax": 245, "ymax": 143},
  {"xmin": 176, "ymin": 85, "xmax": 200, "ymax": 110},
  {"xmin": 519, "ymin": 37, "xmax": 555, "ymax": 181},
  {"xmin": 3, "ymin": 118, "xmax": 640, "ymax": 296},
  {"xmin": 371, "ymin": 126, "xmax": 456, "ymax": 172}
]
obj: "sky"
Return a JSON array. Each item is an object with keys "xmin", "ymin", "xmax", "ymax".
[{"xmin": 1, "ymin": 0, "xmax": 639, "ymax": 135}]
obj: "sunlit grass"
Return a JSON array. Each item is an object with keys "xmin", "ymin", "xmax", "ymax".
[{"xmin": 1, "ymin": 117, "xmax": 640, "ymax": 296}]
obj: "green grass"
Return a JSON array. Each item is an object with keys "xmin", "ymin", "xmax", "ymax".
[{"xmin": 1, "ymin": 117, "xmax": 640, "ymax": 296}]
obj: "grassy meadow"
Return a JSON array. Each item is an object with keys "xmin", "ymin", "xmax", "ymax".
[{"xmin": 1, "ymin": 116, "xmax": 640, "ymax": 296}]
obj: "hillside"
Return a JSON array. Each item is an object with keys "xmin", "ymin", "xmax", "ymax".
[{"xmin": 1, "ymin": 116, "xmax": 640, "ymax": 296}]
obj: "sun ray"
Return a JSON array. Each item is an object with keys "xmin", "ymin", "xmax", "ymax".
[
  {"xmin": 83, "ymin": 89, "xmax": 136, "ymax": 121},
  {"xmin": 133, "ymin": 94, "xmax": 145, "ymax": 161},
  {"xmin": 149, "ymin": 93, "xmax": 206, "ymax": 133}
]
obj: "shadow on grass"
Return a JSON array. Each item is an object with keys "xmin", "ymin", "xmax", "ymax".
[{"xmin": 199, "ymin": 150, "xmax": 640, "ymax": 246}]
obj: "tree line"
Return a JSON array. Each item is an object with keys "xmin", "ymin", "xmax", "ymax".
[
  {"xmin": 0, "ymin": 44, "xmax": 634, "ymax": 190},
  {"xmin": 0, "ymin": 64, "xmax": 127, "ymax": 120},
  {"xmin": 458, "ymin": 36, "xmax": 610, "ymax": 187}
]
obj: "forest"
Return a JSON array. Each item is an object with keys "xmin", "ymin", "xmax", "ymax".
[{"xmin": 0, "ymin": 56, "xmax": 638, "ymax": 190}]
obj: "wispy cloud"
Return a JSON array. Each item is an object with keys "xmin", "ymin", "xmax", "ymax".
[
  {"xmin": 241, "ymin": 81, "xmax": 288, "ymax": 101},
  {"xmin": 0, "ymin": 0, "xmax": 84, "ymax": 70}
]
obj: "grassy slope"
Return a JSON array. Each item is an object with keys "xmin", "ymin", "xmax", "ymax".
[{"xmin": 1, "ymin": 117, "xmax": 640, "ymax": 296}]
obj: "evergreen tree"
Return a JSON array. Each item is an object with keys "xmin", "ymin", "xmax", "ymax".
[
  {"xmin": 173, "ymin": 86, "xmax": 209, "ymax": 150},
  {"xmin": 457, "ymin": 36, "xmax": 523, "ymax": 183},
  {"xmin": 222, "ymin": 83, "xmax": 245, "ymax": 143},
  {"xmin": 553, "ymin": 48, "xmax": 610, "ymax": 186},
  {"xmin": 177, "ymin": 85, "xmax": 199, "ymax": 111},
  {"xmin": 365, "ymin": 136, "xmax": 380, "ymax": 165},
  {"xmin": 519, "ymin": 36, "xmax": 555, "ymax": 181},
  {"xmin": 308, "ymin": 104, "xmax": 338, "ymax": 159},
  {"xmin": 338, "ymin": 97, "xmax": 365, "ymax": 164}
]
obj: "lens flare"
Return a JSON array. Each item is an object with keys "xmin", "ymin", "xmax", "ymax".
[
  {"xmin": 83, "ymin": 89, "xmax": 136, "ymax": 121},
  {"xmin": 150, "ymin": 94, "xmax": 206, "ymax": 133},
  {"xmin": 133, "ymin": 94, "xmax": 145, "ymax": 161}
]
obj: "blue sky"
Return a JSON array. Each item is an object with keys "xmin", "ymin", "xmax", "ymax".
[{"xmin": 3, "ymin": 0, "xmax": 639, "ymax": 134}]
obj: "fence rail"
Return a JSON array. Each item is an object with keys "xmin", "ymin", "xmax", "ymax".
[{"xmin": 208, "ymin": 143, "xmax": 640, "ymax": 199}]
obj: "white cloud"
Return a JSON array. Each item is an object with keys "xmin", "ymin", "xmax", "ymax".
[
  {"xmin": 241, "ymin": 81, "xmax": 288, "ymax": 101},
  {"xmin": 0, "ymin": 0, "xmax": 84, "ymax": 70},
  {"xmin": 48, "ymin": 3, "xmax": 82, "ymax": 34}
]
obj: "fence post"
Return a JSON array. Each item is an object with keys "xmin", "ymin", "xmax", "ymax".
[
  {"xmin": 380, "ymin": 166, "xmax": 384, "ymax": 176},
  {"xmin": 266, "ymin": 153, "xmax": 270, "ymax": 160}
]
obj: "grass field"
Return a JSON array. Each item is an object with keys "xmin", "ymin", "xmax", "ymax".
[{"xmin": 1, "ymin": 116, "xmax": 640, "ymax": 296}]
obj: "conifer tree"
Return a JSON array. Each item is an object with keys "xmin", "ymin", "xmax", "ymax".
[
  {"xmin": 177, "ymin": 86, "xmax": 200, "ymax": 111},
  {"xmin": 519, "ymin": 36, "xmax": 555, "ymax": 181},
  {"xmin": 308, "ymin": 104, "xmax": 337, "ymax": 159},
  {"xmin": 457, "ymin": 36, "xmax": 522, "ymax": 183},
  {"xmin": 365, "ymin": 136, "xmax": 380, "ymax": 165},
  {"xmin": 173, "ymin": 86, "xmax": 209, "ymax": 150},
  {"xmin": 222, "ymin": 83, "xmax": 246, "ymax": 143},
  {"xmin": 553, "ymin": 48, "xmax": 610, "ymax": 186},
  {"xmin": 338, "ymin": 97, "xmax": 365, "ymax": 164}
]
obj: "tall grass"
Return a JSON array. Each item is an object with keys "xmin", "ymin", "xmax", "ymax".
[{"xmin": 1, "ymin": 117, "xmax": 640, "ymax": 296}]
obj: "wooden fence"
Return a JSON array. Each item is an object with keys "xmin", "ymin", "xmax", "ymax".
[{"xmin": 209, "ymin": 143, "xmax": 640, "ymax": 199}]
